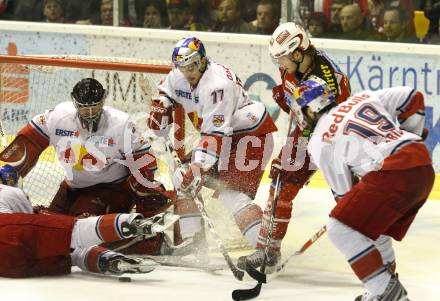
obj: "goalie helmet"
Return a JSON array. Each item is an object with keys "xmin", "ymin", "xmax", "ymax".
[
  {"xmin": 290, "ymin": 76, "xmax": 335, "ymax": 130},
  {"xmin": 0, "ymin": 164, "xmax": 18, "ymax": 187},
  {"xmin": 71, "ymin": 78, "xmax": 107, "ymax": 123},
  {"xmin": 171, "ymin": 37, "xmax": 206, "ymax": 70},
  {"xmin": 269, "ymin": 22, "xmax": 310, "ymax": 60}
]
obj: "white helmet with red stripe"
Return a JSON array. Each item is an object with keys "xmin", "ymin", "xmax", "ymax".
[{"xmin": 269, "ymin": 22, "xmax": 310, "ymax": 59}]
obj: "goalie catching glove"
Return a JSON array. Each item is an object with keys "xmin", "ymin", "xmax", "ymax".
[{"xmin": 147, "ymin": 96, "xmax": 173, "ymax": 135}]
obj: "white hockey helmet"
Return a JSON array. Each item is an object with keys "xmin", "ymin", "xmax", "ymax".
[{"xmin": 269, "ymin": 22, "xmax": 311, "ymax": 60}]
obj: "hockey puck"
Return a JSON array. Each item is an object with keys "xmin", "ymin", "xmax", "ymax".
[{"xmin": 118, "ymin": 277, "xmax": 132, "ymax": 282}]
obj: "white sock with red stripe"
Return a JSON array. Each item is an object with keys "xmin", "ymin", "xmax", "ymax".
[
  {"xmin": 70, "ymin": 213, "xmax": 142, "ymax": 248},
  {"xmin": 219, "ymin": 189, "xmax": 262, "ymax": 248},
  {"xmin": 327, "ymin": 217, "xmax": 391, "ymax": 297}
]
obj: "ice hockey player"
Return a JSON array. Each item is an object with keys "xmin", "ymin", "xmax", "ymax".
[
  {"xmin": 289, "ymin": 78, "xmax": 433, "ymax": 301},
  {"xmin": 0, "ymin": 78, "xmax": 173, "ymax": 255},
  {"xmin": 238, "ymin": 22, "xmax": 351, "ymax": 270},
  {"xmin": 147, "ymin": 37, "xmax": 277, "ymax": 250},
  {"xmin": 0, "ymin": 163, "xmax": 179, "ymax": 278}
]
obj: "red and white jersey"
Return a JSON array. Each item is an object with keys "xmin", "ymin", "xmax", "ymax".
[
  {"xmin": 158, "ymin": 59, "xmax": 276, "ymax": 168},
  {"xmin": 30, "ymin": 102, "xmax": 154, "ymax": 188},
  {"xmin": 308, "ymin": 87, "xmax": 430, "ymax": 197},
  {"xmin": 0, "ymin": 184, "xmax": 33, "ymax": 214}
]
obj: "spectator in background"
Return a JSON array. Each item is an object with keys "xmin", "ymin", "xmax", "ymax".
[
  {"xmin": 0, "ymin": 0, "xmax": 15, "ymax": 20},
  {"xmin": 99, "ymin": 0, "xmax": 113, "ymax": 25},
  {"xmin": 252, "ymin": 0, "xmax": 278, "ymax": 35},
  {"xmin": 338, "ymin": 4, "xmax": 374, "ymax": 40},
  {"xmin": 240, "ymin": 0, "xmax": 258, "ymax": 22},
  {"xmin": 64, "ymin": 0, "xmax": 100, "ymax": 23},
  {"xmin": 307, "ymin": 12, "xmax": 328, "ymax": 37},
  {"xmin": 143, "ymin": 0, "xmax": 168, "ymax": 28},
  {"xmin": 43, "ymin": 0, "xmax": 65, "ymax": 23},
  {"xmin": 212, "ymin": 0, "xmax": 256, "ymax": 33},
  {"xmin": 381, "ymin": 7, "xmax": 417, "ymax": 42},
  {"xmin": 187, "ymin": 0, "xmax": 214, "ymax": 29},
  {"xmin": 76, "ymin": 0, "xmax": 128, "ymax": 26},
  {"xmin": 424, "ymin": 0, "xmax": 440, "ymax": 37},
  {"xmin": 13, "ymin": 0, "xmax": 44, "ymax": 21},
  {"xmin": 167, "ymin": 0, "xmax": 190, "ymax": 30},
  {"xmin": 327, "ymin": 0, "xmax": 351, "ymax": 34}
]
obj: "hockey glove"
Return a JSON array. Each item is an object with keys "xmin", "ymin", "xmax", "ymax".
[
  {"xmin": 173, "ymin": 163, "xmax": 203, "ymax": 196},
  {"xmin": 272, "ymin": 84, "xmax": 290, "ymax": 113},
  {"xmin": 147, "ymin": 97, "xmax": 173, "ymax": 135}
]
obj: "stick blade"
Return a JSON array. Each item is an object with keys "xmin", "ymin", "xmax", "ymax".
[
  {"xmin": 231, "ymin": 283, "xmax": 262, "ymax": 301},
  {"xmin": 245, "ymin": 266, "xmax": 267, "ymax": 283}
]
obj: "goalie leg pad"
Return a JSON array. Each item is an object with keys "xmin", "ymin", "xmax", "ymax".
[{"xmin": 67, "ymin": 184, "xmax": 134, "ymax": 217}]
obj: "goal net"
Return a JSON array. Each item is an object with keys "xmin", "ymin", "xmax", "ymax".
[{"xmin": 0, "ymin": 54, "xmax": 249, "ymax": 250}]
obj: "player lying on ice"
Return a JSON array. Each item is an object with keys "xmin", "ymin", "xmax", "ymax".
[
  {"xmin": 278, "ymin": 77, "xmax": 433, "ymax": 301},
  {"xmin": 0, "ymin": 164, "xmax": 179, "ymax": 278},
  {"xmin": 147, "ymin": 37, "xmax": 277, "ymax": 254},
  {"xmin": 0, "ymin": 78, "xmax": 177, "ymax": 256},
  {"xmin": 237, "ymin": 21, "xmax": 352, "ymax": 270}
]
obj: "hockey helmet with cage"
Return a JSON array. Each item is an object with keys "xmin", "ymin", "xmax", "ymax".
[
  {"xmin": 71, "ymin": 78, "xmax": 107, "ymax": 123},
  {"xmin": 269, "ymin": 22, "xmax": 310, "ymax": 61},
  {"xmin": 289, "ymin": 76, "xmax": 335, "ymax": 131},
  {"xmin": 172, "ymin": 37, "xmax": 206, "ymax": 70},
  {"xmin": 0, "ymin": 163, "xmax": 18, "ymax": 187}
]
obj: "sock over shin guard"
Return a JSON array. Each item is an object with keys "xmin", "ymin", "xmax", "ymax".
[
  {"xmin": 327, "ymin": 217, "xmax": 392, "ymax": 296},
  {"xmin": 70, "ymin": 213, "xmax": 141, "ymax": 248}
]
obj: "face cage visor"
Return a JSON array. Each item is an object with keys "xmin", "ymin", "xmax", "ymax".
[
  {"xmin": 173, "ymin": 51, "xmax": 202, "ymax": 72},
  {"xmin": 71, "ymin": 93, "xmax": 106, "ymax": 123}
]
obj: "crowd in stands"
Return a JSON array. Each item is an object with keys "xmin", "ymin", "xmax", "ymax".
[{"xmin": 0, "ymin": 0, "xmax": 439, "ymax": 44}]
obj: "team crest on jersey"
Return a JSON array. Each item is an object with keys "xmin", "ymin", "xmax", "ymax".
[
  {"xmin": 38, "ymin": 115, "xmax": 46, "ymax": 125},
  {"xmin": 246, "ymin": 112, "xmax": 258, "ymax": 122},
  {"xmin": 213, "ymin": 115, "xmax": 224, "ymax": 127}
]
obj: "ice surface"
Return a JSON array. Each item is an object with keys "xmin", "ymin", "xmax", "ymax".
[{"xmin": 1, "ymin": 187, "xmax": 438, "ymax": 301}]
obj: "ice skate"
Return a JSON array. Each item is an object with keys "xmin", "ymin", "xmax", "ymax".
[
  {"xmin": 355, "ymin": 274, "xmax": 409, "ymax": 301},
  {"xmin": 237, "ymin": 248, "xmax": 280, "ymax": 272},
  {"xmin": 100, "ymin": 253, "xmax": 158, "ymax": 275}
]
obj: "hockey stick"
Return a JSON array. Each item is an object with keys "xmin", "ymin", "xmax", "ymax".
[
  {"xmin": 162, "ymin": 138, "xmax": 245, "ymax": 281},
  {"xmin": 245, "ymin": 225, "xmax": 327, "ymax": 283},
  {"xmin": 232, "ymin": 112, "xmax": 294, "ymax": 301}
]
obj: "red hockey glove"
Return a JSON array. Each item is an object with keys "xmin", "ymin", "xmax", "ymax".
[
  {"xmin": 173, "ymin": 163, "xmax": 203, "ymax": 196},
  {"xmin": 147, "ymin": 97, "xmax": 173, "ymax": 133},
  {"xmin": 272, "ymin": 84, "xmax": 290, "ymax": 114}
]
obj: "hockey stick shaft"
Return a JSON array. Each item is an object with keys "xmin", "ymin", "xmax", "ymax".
[
  {"xmin": 163, "ymin": 139, "xmax": 244, "ymax": 281},
  {"xmin": 232, "ymin": 112, "xmax": 295, "ymax": 301},
  {"xmin": 246, "ymin": 225, "xmax": 327, "ymax": 283}
]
